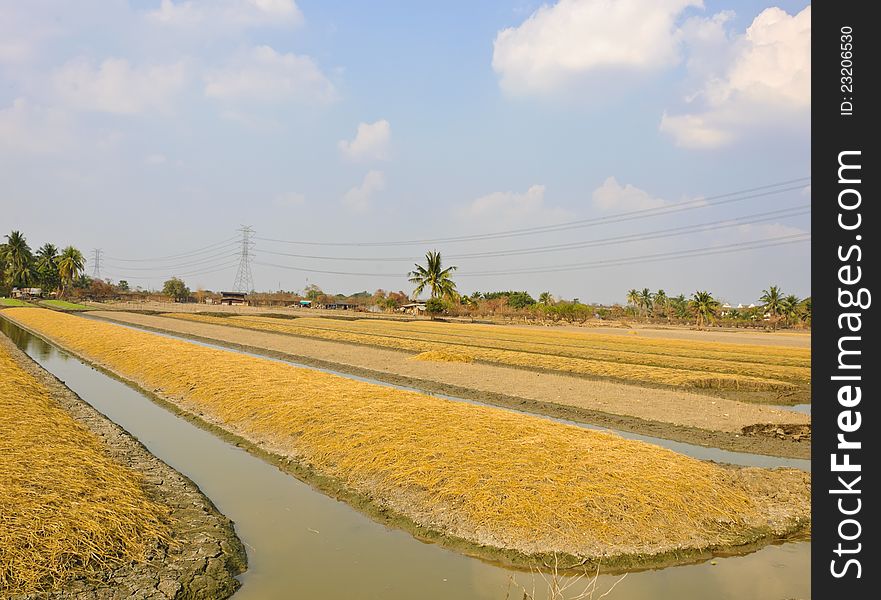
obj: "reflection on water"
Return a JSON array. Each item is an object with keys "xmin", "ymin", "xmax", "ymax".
[{"xmin": 0, "ymin": 316, "xmax": 810, "ymax": 600}]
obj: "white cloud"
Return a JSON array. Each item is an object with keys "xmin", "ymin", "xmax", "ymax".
[
  {"xmin": 457, "ymin": 185, "xmax": 571, "ymax": 227},
  {"xmin": 592, "ymin": 177, "xmax": 665, "ymax": 211},
  {"xmin": 338, "ymin": 120, "xmax": 391, "ymax": 161},
  {"xmin": 52, "ymin": 58, "xmax": 187, "ymax": 115},
  {"xmin": 273, "ymin": 191, "xmax": 306, "ymax": 207},
  {"xmin": 147, "ymin": 0, "xmax": 302, "ymax": 29},
  {"xmin": 342, "ymin": 170, "xmax": 385, "ymax": 212},
  {"xmin": 145, "ymin": 153, "xmax": 168, "ymax": 165},
  {"xmin": 661, "ymin": 6, "xmax": 810, "ymax": 148},
  {"xmin": 0, "ymin": 4, "xmax": 63, "ymax": 66},
  {"xmin": 0, "ymin": 98, "xmax": 72, "ymax": 154},
  {"xmin": 492, "ymin": 0, "xmax": 700, "ymax": 94},
  {"xmin": 658, "ymin": 112, "xmax": 733, "ymax": 148},
  {"xmin": 204, "ymin": 46, "xmax": 336, "ymax": 104},
  {"xmin": 676, "ymin": 10, "xmax": 736, "ymax": 82}
]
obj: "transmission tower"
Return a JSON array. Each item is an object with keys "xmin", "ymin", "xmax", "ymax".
[
  {"xmin": 91, "ymin": 249, "xmax": 103, "ymax": 279},
  {"xmin": 232, "ymin": 226, "xmax": 255, "ymax": 292}
]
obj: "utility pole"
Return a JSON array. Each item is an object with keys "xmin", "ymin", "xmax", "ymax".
[
  {"xmin": 232, "ymin": 226, "xmax": 255, "ymax": 293},
  {"xmin": 91, "ymin": 249, "xmax": 103, "ymax": 280}
]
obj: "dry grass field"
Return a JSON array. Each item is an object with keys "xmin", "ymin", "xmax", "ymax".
[
  {"xmin": 6, "ymin": 308, "xmax": 809, "ymax": 565},
  {"xmin": 163, "ymin": 313, "xmax": 810, "ymax": 395},
  {"xmin": 0, "ymin": 333, "xmax": 170, "ymax": 595}
]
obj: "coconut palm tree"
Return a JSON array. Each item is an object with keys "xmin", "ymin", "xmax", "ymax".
[
  {"xmin": 799, "ymin": 297, "xmax": 812, "ymax": 325},
  {"xmin": 626, "ymin": 289, "xmax": 640, "ymax": 314},
  {"xmin": 689, "ymin": 291, "xmax": 720, "ymax": 329},
  {"xmin": 538, "ymin": 291, "xmax": 553, "ymax": 306},
  {"xmin": 670, "ymin": 293, "xmax": 688, "ymax": 320},
  {"xmin": 56, "ymin": 246, "xmax": 85, "ymax": 298},
  {"xmin": 781, "ymin": 294, "xmax": 801, "ymax": 326},
  {"xmin": 0, "ymin": 244, "xmax": 6, "ymax": 294},
  {"xmin": 760, "ymin": 285, "xmax": 784, "ymax": 330},
  {"xmin": 35, "ymin": 243, "xmax": 60, "ymax": 292},
  {"xmin": 2, "ymin": 230, "xmax": 34, "ymax": 288},
  {"xmin": 639, "ymin": 288, "xmax": 653, "ymax": 317},
  {"xmin": 408, "ymin": 250, "xmax": 458, "ymax": 301},
  {"xmin": 654, "ymin": 289, "xmax": 668, "ymax": 318}
]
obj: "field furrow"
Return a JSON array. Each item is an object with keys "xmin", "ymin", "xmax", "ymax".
[
  {"xmin": 4, "ymin": 307, "xmax": 810, "ymax": 566},
  {"xmin": 165, "ymin": 313, "xmax": 807, "ymax": 392}
]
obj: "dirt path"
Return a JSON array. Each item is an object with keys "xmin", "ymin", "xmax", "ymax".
[
  {"xmin": 90, "ymin": 311, "xmax": 810, "ymax": 459},
  {"xmin": 0, "ymin": 332, "xmax": 246, "ymax": 599}
]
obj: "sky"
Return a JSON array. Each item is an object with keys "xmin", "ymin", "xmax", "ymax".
[{"xmin": 0, "ymin": 0, "xmax": 811, "ymax": 304}]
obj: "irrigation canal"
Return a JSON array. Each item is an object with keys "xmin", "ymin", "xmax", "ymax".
[{"xmin": 1, "ymin": 316, "xmax": 810, "ymax": 600}]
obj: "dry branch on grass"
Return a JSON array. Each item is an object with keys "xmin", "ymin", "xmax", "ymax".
[
  {"xmin": 0, "ymin": 336, "xmax": 170, "ymax": 595},
  {"xmin": 165, "ymin": 313, "xmax": 808, "ymax": 391},
  {"xmin": 6, "ymin": 308, "xmax": 810, "ymax": 566}
]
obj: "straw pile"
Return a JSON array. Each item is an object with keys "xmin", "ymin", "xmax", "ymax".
[
  {"xmin": 411, "ymin": 348, "xmax": 474, "ymax": 363},
  {"xmin": 0, "ymin": 335, "xmax": 170, "ymax": 595},
  {"xmin": 5, "ymin": 308, "xmax": 809, "ymax": 562},
  {"xmin": 164, "ymin": 313, "xmax": 808, "ymax": 392}
]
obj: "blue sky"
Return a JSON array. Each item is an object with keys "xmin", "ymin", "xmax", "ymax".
[{"xmin": 1, "ymin": 0, "xmax": 811, "ymax": 303}]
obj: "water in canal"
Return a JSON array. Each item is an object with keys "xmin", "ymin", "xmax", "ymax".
[{"xmin": 1, "ymin": 318, "xmax": 810, "ymax": 600}]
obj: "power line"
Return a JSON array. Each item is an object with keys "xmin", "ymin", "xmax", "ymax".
[
  {"xmin": 253, "ymin": 232, "xmax": 810, "ymax": 278},
  {"xmin": 232, "ymin": 226, "xmax": 255, "ymax": 293},
  {"xmin": 257, "ymin": 204, "xmax": 810, "ymax": 262},
  {"xmin": 105, "ymin": 237, "xmax": 240, "ymax": 262},
  {"xmin": 459, "ymin": 234, "xmax": 811, "ymax": 276},
  {"xmin": 104, "ymin": 249, "xmax": 241, "ymax": 271},
  {"xmin": 255, "ymin": 177, "xmax": 810, "ymax": 247},
  {"xmin": 105, "ymin": 261, "xmax": 241, "ymax": 281}
]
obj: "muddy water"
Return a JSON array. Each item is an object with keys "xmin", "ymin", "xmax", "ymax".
[{"xmin": 1, "ymin": 318, "xmax": 810, "ymax": 600}]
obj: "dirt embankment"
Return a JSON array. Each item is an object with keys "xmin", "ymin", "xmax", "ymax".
[
  {"xmin": 89, "ymin": 310, "xmax": 810, "ymax": 459},
  {"xmin": 0, "ymin": 333, "xmax": 246, "ymax": 599}
]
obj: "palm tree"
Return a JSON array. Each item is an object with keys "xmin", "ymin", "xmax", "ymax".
[
  {"xmin": 538, "ymin": 291, "xmax": 553, "ymax": 306},
  {"xmin": 56, "ymin": 246, "xmax": 85, "ymax": 298},
  {"xmin": 0, "ymin": 248, "xmax": 6, "ymax": 294},
  {"xmin": 408, "ymin": 250, "xmax": 458, "ymax": 301},
  {"xmin": 626, "ymin": 289, "xmax": 640, "ymax": 314},
  {"xmin": 689, "ymin": 290, "xmax": 720, "ymax": 329},
  {"xmin": 654, "ymin": 289, "xmax": 668, "ymax": 318},
  {"xmin": 640, "ymin": 288, "xmax": 653, "ymax": 318},
  {"xmin": 781, "ymin": 294, "xmax": 801, "ymax": 326},
  {"xmin": 35, "ymin": 243, "xmax": 60, "ymax": 292},
  {"xmin": 2, "ymin": 230, "xmax": 34, "ymax": 288},
  {"xmin": 799, "ymin": 297, "xmax": 812, "ymax": 325},
  {"xmin": 671, "ymin": 293, "xmax": 688, "ymax": 320},
  {"xmin": 760, "ymin": 285, "xmax": 784, "ymax": 330}
]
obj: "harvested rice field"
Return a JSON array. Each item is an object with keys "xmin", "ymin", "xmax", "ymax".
[
  {"xmin": 162, "ymin": 313, "xmax": 810, "ymax": 401},
  {"xmin": 0, "ymin": 330, "xmax": 245, "ymax": 598},
  {"xmin": 0, "ymin": 338, "xmax": 168, "ymax": 594},
  {"xmin": 88, "ymin": 310, "xmax": 812, "ymax": 459},
  {"xmin": 4, "ymin": 308, "xmax": 811, "ymax": 569}
]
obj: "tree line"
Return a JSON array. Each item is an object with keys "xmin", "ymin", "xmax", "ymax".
[
  {"xmin": 625, "ymin": 286, "xmax": 811, "ymax": 329},
  {"xmin": 0, "ymin": 230, "xmax": 87, "ymax": 298},
  {"xmin": 403, "ymin": 251, "xmax": 810, "ymax": 328}
]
